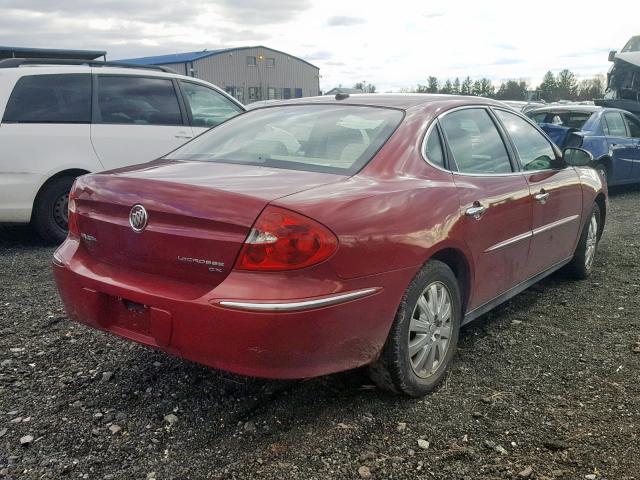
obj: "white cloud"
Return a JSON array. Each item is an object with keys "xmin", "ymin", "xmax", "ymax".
[{"xmin": 0, "ymin": 0, "xmax": 637, "ymax": 91}]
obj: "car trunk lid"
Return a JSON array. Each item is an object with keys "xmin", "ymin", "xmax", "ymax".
[{"xmin": 73, "ymin": 160, "xmax": 341, "ymax": 287}]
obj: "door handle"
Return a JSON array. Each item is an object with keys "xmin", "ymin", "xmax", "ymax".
[
  {"xmin": 465, "ymin": 202, "xmax": 486, "ymax": 220},
  {"xmin": 175, "ymin": 135, "xmax": 193, "ymax": 139},
  {"xmin": 534, "ymin": 189, "xmax": 550, "ymax": 204}
]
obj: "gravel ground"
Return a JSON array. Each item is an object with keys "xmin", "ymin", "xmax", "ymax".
[{"xmin": 1, "ymin": 186, "xmax": 639, "ymax": 480}]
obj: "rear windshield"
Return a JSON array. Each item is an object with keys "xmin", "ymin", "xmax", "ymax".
[
  {"xmin": 165, "ymin": 105, "xmax": 404, "ymax": 175},
  {"xmin": 528, "ymin": 111, "xmax": 592, "ymax": 129}
]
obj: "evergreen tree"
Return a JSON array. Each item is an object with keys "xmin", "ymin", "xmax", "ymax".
[
  {"xmin": 556, "ymin": 69, "xmax": 578, "ymax": 100},
  {"xmin": 472, "ymin": 80, "xmax": 483, "ymax": 96},
  {"xmin": 452, "ymin": 77, "xmax": 461, "ymax": 95},
  {"xmin": 479, "ymin": 78, "xmax": 495, "ymax": 97},
  {"xmin": 495, "ymin": 80, "xmax": 528, "ymax": 100},
  {"xmin": 440, "ymin": 79, "xmax": 453, "ymax": 94},
  {"xmin": 538, "ymin": 71, "xmax": 557, "ymax": 102},
  {"xmin": 427, "ymin": 76, "xmax": 439, "ymax": 93},
  {"xmin": 461, "ymin": 76, "xmax": 473, "ymax": 95}
]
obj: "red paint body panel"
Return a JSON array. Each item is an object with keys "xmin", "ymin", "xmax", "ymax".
[
  {"xmin": 54, "ymin": 238, "xmax": 414, "ymax": 378},
  {"xmin": 53, "ymin": 95, "xmax": 607, "ymax": 380},
  {"xmin": 523, "ymin": 169, "xmax": 583, "ymax": 277},
  {"xmin": 452, "ymin": 174, "xmax": 533, "ymax": 309},
  {"xmin": 73, "ymin": 162, "xmax": 341, "ymax": 287}
]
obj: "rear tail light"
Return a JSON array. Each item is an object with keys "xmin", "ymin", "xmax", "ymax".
[
  {"xmin": 67, "ymin": 182, "xmax": 79, "ymax": 238},
  {"xmin": 235, "ymin": 206, "xmax": 338, "ymax": 271}
]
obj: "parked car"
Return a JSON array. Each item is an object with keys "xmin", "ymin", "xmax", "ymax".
[
  {"xmin": 526, "ymin": 105, "xmax": 640, "ymax": 186},
  {"xmin": 53, "ymin": 94, "xmax": 606, "ymax": 397},
  {"xmin": 244, "ymin": 99, "xmax": 286, "ymax": 110},
  {"xmin": 0, "ymin": 58, "xmax": 245, "ymax": 242},
  {"xmin": 500, "ymin": 100, "xmax": 546, "ymax": 113}
]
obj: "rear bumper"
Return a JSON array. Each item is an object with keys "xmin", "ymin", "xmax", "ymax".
[{"xmin": 53, "ymin": 240, "xmax": 414, "ymax": 379}]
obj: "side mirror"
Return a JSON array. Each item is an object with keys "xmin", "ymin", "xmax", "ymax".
[
  {"xmin": 563, "ymin": 147, "xmax": 593, "ymax": 167},
  {"xmin": 608, "ymin": 50, "xmax": 617, "ymax": 62}
]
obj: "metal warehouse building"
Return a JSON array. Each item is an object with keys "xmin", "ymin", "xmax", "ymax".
[{"xmin": 121, "ymin": 46, "xmax": 320, "ymax": 104}]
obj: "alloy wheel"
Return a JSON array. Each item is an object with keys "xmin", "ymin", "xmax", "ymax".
[{"xmin": 408, "ymin": 281, "xmax": 453, "ymax": 378}]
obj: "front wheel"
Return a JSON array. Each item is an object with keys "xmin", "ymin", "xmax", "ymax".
[
  {"xmin": 567, "ymin": 204, "xmax": 601, "ymax": 279},
  {"xmin": 368, "ymin": 260, "xmax": 461, "ymax": 397}
]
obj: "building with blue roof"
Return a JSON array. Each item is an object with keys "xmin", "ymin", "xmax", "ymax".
[{"xmin": 119, "ymin": 46, "xmax": 320, "ymax": 104}]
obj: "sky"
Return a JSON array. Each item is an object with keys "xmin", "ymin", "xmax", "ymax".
[{"xmin": 1, "ymin": 0, "xmax": 638, "ymax": 92}]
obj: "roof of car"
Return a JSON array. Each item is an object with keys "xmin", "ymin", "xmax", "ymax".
[
  {"xmin": 0, "ymin": 46, "xmax": 106, "ymax": 60},
  {"xmin": 0, "ymin": 64, "xmax": 170, "ymax": 79},
  {"xmin": 261, "ymin": 93, "xmax": 505, "ymax": 110},
  {"xmin": 528, "ymin": 105, "xmax": 602, "ymax": 114}
]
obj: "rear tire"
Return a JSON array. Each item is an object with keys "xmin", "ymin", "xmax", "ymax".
[
  {"xmin": 31, "ymin": 176, "xmax": 75, "ymax": 244},
  {"xmin": 368, "ymin": 260, "xmax": 461, "ymax": 397},
  {"xmin": 567, "ymin": 204, "xmax": 601, "ymax": 280}
]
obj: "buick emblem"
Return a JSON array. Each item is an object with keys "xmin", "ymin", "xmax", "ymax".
[{"xmin": 129, "ymin": 204, "xmax": 148, "ymax": 232}]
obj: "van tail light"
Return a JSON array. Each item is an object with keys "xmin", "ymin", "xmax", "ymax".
[
  {"xmin": 67, "ymin": 182, "xmax": 79, "ymax": 238},
  {"xmin": 235, "ymin": 206, "xmax": 338, "ymax": 271}
]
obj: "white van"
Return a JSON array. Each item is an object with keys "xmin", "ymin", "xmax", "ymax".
[{"xmin": 0, "ymin": 58, "xmax": 245, "ymax": 242}]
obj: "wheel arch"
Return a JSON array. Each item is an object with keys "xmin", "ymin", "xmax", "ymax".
[
  {"xmin": 595, "ymin": 155, "xmax": 612, "ymax": 177},
  {"xmin": 594, "ymin": 192, "xmax": 606, "ymax": 240},
  {"xmin": 429, "ymin": 247, "xmax": 472, "ymax": 315},
  {"xmin": 31, "ymin": 168, "xmax": 90, "ymax": 216}
]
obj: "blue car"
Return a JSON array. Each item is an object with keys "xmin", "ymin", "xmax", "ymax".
[{"xmin": 526, "ymin": 105, "xmax": 640, "ymax": 186}]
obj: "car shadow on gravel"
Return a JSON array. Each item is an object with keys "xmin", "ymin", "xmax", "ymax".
[
  {"xmin": 607, "ymin": 183, "xmax": 640, "ymax": 197},
  {"xmin": 82, "ymin": 267, "xmax": 572, "ymax": 424},
  {"xmin": 0, "ymin": 225, "xmax": 51, "ymax": 248}
]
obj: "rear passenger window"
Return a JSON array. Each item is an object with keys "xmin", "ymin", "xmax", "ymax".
[
  {"xmin": 441, "ymin": 109, "xmax": 512, "ymax": 174},
  {"xmin": 624, "ymin": 114, "xmax": 640, "ymax": 138},
  {"xmin": 96, "ymin": 76, "xmax": 182, "ymax": 126},
  {"xmin": 2, "ymin": 74, "xmax": 91, "ymax": 123},
  {"xmin": 495, "ymin": 109, "xmax": 556, "ymax": 171},
  {"xmin": 424, "ymin": 126, "xmax": 445, "ymax": 168},
  {"xmin": 180, "ymin": 81, "xmax": 242, "ymax": 128},
  {"xmin": 603, "ymin": 112, "xmax": 627, "ymax": 137}
]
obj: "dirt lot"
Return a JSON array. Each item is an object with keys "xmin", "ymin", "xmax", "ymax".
[{"xmin": 1, "ymin": 187, "xmax": 639, "ymax": 480}]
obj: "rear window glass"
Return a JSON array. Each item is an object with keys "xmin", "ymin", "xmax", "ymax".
[
  {"xmin": 2, "ymin": 74, "xmax": 91, "ymax": 123},
  {"xmin": 165, "ymin": 105, "xmax": 403, "ymax": 175},
  {"xmin": 528, "ymin": 111, "xmax": 592, "ymax": 129},
  {"xmin": 424, "ymin": 126, "xmax": 445, "ymax": 168},
  {"xmin": 96, "ymin": 76, "xmax": 182, "ymax": 126}
]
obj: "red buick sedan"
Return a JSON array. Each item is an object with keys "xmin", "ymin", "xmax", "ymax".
[{"xmin": 53, "ymin": 94, "xmax": 606, "ymax": 396}]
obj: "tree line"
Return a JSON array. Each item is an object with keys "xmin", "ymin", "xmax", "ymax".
[{"xmin": 408, "ymin": 70, "xmax": 606, "ymax": 102}]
